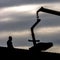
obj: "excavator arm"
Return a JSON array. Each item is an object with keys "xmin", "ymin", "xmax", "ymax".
[
  {"xmin": 37, "ymin": 7, "xmax": 60, "ymax": 19},
  {"xmin": 29, "ymin": 6, "xmax": 60, "ymax": 47}
]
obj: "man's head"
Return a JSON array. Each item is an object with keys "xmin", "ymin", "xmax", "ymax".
[{"xmin": 9, "ymin": 36, "xmax": 12, "ymax": 41}]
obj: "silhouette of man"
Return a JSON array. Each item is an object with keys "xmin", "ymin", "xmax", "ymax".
[{"xmin": 7, "ymin": 36, "xmax": 13, "ymax": 48}]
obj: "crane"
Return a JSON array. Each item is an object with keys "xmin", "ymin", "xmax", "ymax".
[{"xmin": 28, "ymin": 6, "xmax": 60, "ymax": 51}]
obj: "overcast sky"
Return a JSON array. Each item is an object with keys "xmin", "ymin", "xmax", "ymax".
[{"xmin": 0, "ymin": 0, "xmax": 60, "ymax": 53}]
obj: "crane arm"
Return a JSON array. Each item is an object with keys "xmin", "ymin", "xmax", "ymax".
[{"xmin": 37, "ymin": 7, "xmax": 60, "ymax": 19}]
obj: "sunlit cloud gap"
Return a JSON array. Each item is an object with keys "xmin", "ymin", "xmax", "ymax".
[
  {"xmin": 0, "ymin": 26, "xmax": 60, "ymax": 38},
  {"xmin": 0, "ymin": 18, "xmax": 12, "ymax": 22},
  {"xmin": 15, "ymin": 46, "xmax": 31, "ymax": 50},
  {"xmin": 46, "ymin": 45, "xmax": 60, "ymax": 53},
  {"xmin": 0, "ymin": 4, "xmax": 41, "ymax": 14},
  {"xmin": 0, "ymin": 3, "xmax": 60, "ymax": 22},
  {"xmin": 36, "ymin": 26, "xmax": 60, "ymax": 35},
  {"xmin": 0, "ymin": 2, "xmax": 60, "ymax": 15},
  {"xmin": 0, "ymin": 30, "xmax": 30, "ymax": 38}
]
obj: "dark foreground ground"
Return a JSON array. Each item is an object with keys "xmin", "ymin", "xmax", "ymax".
[{"xmin": 0, "ymin": 47, "xmax": 60, "ymax": 59}]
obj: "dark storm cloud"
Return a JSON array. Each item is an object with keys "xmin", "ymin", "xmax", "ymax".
[
  {"xmin": 0, "ymin": 0, "xmax": 60, "ymax": 7},
  {"xmin": 39, "ymin": 13, "xmax": 60, "ymax": 27},
  {"xmin": 0, "ymin": 14, "xmax": 35, "ymax": 31},
  {"xmin": 0, "ymin": 12, "xmax": 60, "ymax": 32}
]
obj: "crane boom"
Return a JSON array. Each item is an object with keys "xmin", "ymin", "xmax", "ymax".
[
  {"xmin": 29, "ymin": 6, "xmax": 60, "ymax": 46},
  {"xmin": 37, "ymin": 7, "xmax": 60, "ymax": 19}
]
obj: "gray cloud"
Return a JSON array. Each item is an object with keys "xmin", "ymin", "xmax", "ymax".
[
  {"xmin": 0, "ymin": 0, "xmax": 60, "ymax": 7},
  {"xmin": 0, "ymin": 15, "xmax": 35, "ymax": 31},
  {"xmin": 36, "ymin": 33, "xmax": 60, "ymax": 46},
  {"xmin": 0, "ymin": 12, "xmax": 60, "ymax": 32},
  {"xmin": 39, "ymin": 13, "xmax": 60, "ymax": 27},
  {"xmin": 0, "ymin": 0, "xmax": 60, "ymax": 51}
]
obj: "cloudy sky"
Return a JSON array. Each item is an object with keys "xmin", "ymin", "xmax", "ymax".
[{"xmin": 0, "ymin": 0, "xmax": 60, "ymax": 53}]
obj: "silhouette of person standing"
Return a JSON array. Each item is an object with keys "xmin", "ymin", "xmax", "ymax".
[{"xmin": 7, "ymin": 36, "xmax": 13, "ymax": 48}]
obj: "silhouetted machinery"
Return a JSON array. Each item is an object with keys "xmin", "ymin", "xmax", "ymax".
[
  {"xmin": 1, "ymin": 7, "xmax": 60, "ymax": 58},
  {"xmin": 28, "ymin": 7, "xmax": 60, "ymax": 51}
]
